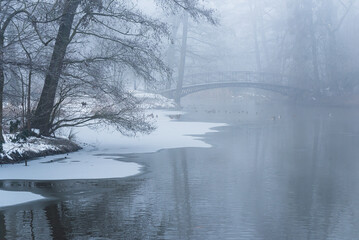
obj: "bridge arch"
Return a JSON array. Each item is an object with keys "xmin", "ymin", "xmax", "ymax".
[
  {"xmin": 157, "ymin": 71, "xmax": 310, "ymax": 102},
  {"xmin": 160, "ymin": 82, "xmax": 307, "ymax": 100}
]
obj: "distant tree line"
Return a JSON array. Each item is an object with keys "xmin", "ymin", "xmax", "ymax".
[
  {"xmin": 163, "ymin": 0, "xmax": 359, "ymax": 100},
  {"xmin": 236, "ymin": 0, "xmax": 359, "ymax": 95}
]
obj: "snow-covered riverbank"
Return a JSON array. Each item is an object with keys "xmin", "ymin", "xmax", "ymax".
[
  {"xmin": 75, "ymin": 110, "xmax": 225, "ymax": 154},
  {"xmin": 0, "ymin": 136, "xmax": 81, "ymax": 164},
  {"xmin": 0, "ymin": 109, "xmax": 226, "ymax": 208},
  {"xmin": 0, "ymin": 91, "xmax": 172, "ymax": 164}
]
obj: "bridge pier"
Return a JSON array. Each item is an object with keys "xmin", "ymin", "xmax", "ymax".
[
  {"xmin": 174, "ymin": 92, "xmax": 181, "ymax": 106},
  {"xmin": 174, "ymin": 98, "xmax": 182, "ymax": 108}
]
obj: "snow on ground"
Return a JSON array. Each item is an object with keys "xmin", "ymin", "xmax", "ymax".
[
  {"xmin": 0, "ymin": 152, "xmax": 141, "ymax": 181},
  {"xmin": 1, "ymin": 135, "xmax": 60, "ymax": 160},
  {"xmin": 74, "ymin": 110, "xmax": 226, "ymax": 154},
  {"xmin": 132, "ymin": 90, "xmax": 176, "ymax": 109},
  {"xmin": 0, "ymin": 110, "xmax": 224, "ymax": 181},
  {"xmin": 0, "ymin": 190, "xmax": 44, "ymax": 208},
  {"xmin": 0, "ymin": 90, "xmax": 174, "ymax": 160},
  {"xmin": 0, "ymin": 109, "xmax": 225, "ymax": 208}
]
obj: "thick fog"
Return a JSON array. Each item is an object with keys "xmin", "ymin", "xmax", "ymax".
[
  {"xmin": 2, "ymin": 1, "xmax": 359, "ymax": 239},
  {"xmin": 152, "ymin": 0, "xmax": 359, "ymax": 98}
]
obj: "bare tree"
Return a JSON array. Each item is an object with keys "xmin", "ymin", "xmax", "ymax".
[
  {"xmin": 175, "ymin": 12, "xmax": 189, "ymax": 105},
  {"xmin": 32, "ymin": 0, "xmax": 81, "ymax": 135},
  {"xmin": 31, "ymin": 0, "xmax": 215, "ymax": 136},
  {"xmin": 0, "ymin": 0, "xmax": 44, "ymax": 143}
]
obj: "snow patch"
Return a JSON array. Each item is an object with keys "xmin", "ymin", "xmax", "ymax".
[
  {"xmin": 0, "ymin": 152, "xmax": 140, "ymax": 181},
  {"xmin": 0, "ymin": 111, "xmax": 224, "ymax": 181},
  {"xmin": 132, "ymin": 90, "xmax": 176, "ymax": 109},
  {"xmin": 0, "ymin": 110, "xmax": 224, "ymax": 182},
  {"xmin": 74, "ymin": 110, "xmax": 226, "ymax": 154},
  {"xmin": 1, "ymin": 135, "xmax": 60, "ymax": 160},
  {"xmin": 0, "ymin": 110, "xmax": 225, "ymax": 207},
  {"xmin": 0, "ymin": 190, "xmax": 44, "ymax": 208}
]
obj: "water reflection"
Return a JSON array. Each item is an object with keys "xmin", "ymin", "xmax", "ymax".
[{"xmin": 1, "ymin": 104, "xmax": 359, "ymax": 239}]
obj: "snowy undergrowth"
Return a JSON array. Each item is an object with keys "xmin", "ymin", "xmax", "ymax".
[
  {"xmin": 0, "ymin": 134, "xmax": 80, "ymax": 164},
  {"xmin": 1, "ymin": 135, "xmax": 61, "ymax": 159},
  {"xmin": 132, "ymin": 90, "xmax": 176, "ymax": 109},
  {"xmin": 0, "ymin": 91, "xmax": 172, "ymax": 162}
]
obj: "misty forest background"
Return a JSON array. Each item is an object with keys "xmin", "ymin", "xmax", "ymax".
[{"xmin": 0, "ymin": 0, "xmax": 358, "ymax": 147}]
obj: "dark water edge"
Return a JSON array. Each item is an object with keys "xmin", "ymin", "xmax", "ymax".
[{"xmin": 1, "ymin": 100, "xmax": 359, "ymax": 239}]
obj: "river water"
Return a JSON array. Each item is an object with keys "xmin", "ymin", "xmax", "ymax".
[{"xmin": 1, "ymin": 97, "xmax": 359, "ymax": 239}]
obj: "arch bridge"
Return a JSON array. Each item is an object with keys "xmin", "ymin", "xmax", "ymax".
[{"xmin": 159, "ymin": 71, "xmax": 309, "ymax": 100}]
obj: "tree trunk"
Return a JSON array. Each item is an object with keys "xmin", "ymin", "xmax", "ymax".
[
  {"xmin": 288, "ymin": 0, "xmax": 310, "ymax": 88},
  {"xmin": 325, "ymin": 0, "xmax": 339, "ymax": 93},
  {"xmin": 0, "ymin": 34, "xmax": 5, "ymax": 143},
  {"xmin": 310, "ymin": 30, "xmax": 320, "ymax": 93},
  {"xmin": 33, "ymin": 0, "xmax": 80, "ymax": 135},
  {"xmin": 27, "ymin": 64, "xmax": 32, "ymax": 131},
  {"xmin": 175, "ymin": 12, "xmax": 189, "ymax": 105},
  {"xmin": 326, "ymin": 31, "xmax": 339, "ymax": 92},
  {"xmin": 0, "ymin": 8, "xmax": 31, "ymax": 143},
  {"xmin": 309, "ymin": 0, "xmax": 320, "ymax": 94},
  {"xmin": 250, "ymin": 0, "xmax": 262, "ymax": 72},
  {"xmin": 257, "ymin": 0, "xmax": 269, "ymax": 70},
  {"xmin": 166, "ymin": 17, "xmax": 181, "ymax": 89}
]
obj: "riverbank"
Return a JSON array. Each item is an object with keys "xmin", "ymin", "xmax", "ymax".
[
  {"xmin": 0, "ymin": 110, "xmax": 224, "ymax": 181},
  {"xmin": 0, "ymin": 136, "xmax": 82, "ymax": 164},
  {"xmin": 0, "ymin": 110, "xmax": 225, "ymax": 181},
  {"xmin": 0, "ymin": 109, "xmax": 225, "ymax": 209},
  {"xmin": 0, "ymin": 91, "xmax": 175, "ymax": 165}
]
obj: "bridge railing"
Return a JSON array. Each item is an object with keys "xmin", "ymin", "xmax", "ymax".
[{"xmin": 183, "ymin": 71, "xmax": 290, "ymax": 87}]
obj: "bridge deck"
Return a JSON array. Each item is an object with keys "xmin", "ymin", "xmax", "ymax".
[{"xmin": 157, "ymin": 71, "xmax": 308, "ymax": 100}]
